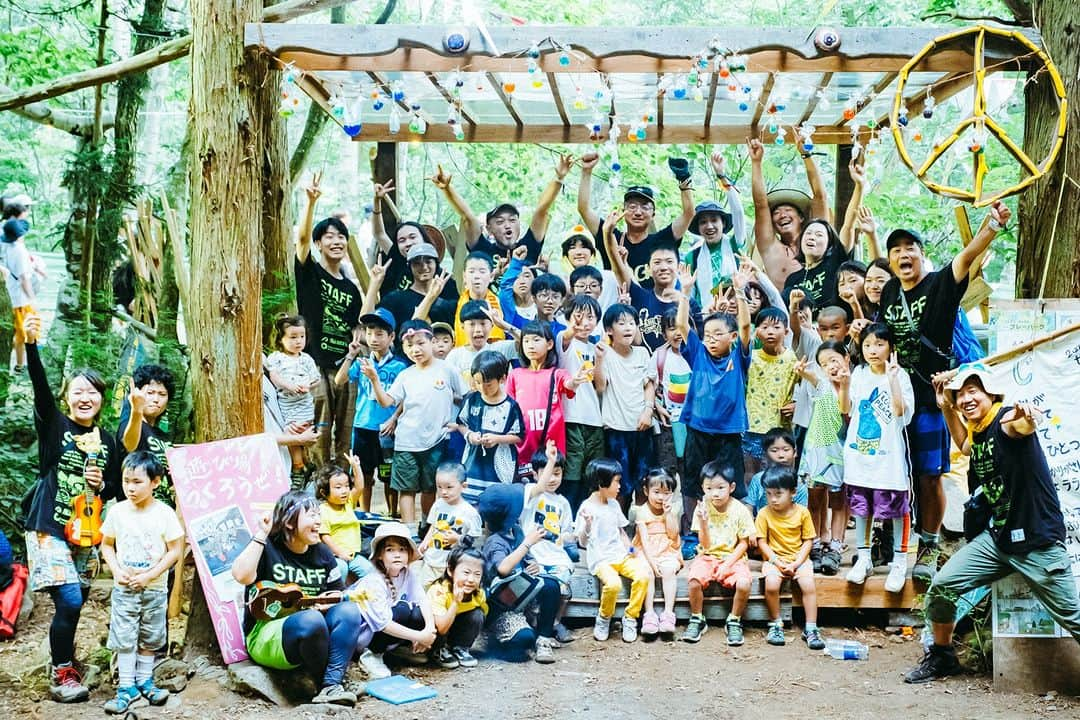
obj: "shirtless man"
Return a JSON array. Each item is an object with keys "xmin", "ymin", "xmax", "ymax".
[{"xmin": 748, "ymin": 137, "xmax": 831, "ymax": 289}]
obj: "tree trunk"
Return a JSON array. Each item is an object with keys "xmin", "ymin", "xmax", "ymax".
[
  {"xmin": 95, "ymin": 0, "xmax": 169, "ymax": 319},
  {"xmin": 187, "ymin": 0, "xmax": 265, "ymax": 442},
  {"xmin": 1014, "ymin": 0, "xmax": 1080, "ymax": 298},
  {"xmin": 257, "ymin": 0, "xmax": 294, "ymax": 346}
]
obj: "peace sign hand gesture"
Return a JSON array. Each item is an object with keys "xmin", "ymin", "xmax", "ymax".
[
  {"xmin": 369, "ymin": 254, "xmax": 393, "ymax": 285},
  {"xmin": 374, "ymin": 179, "xmax": 396, "ymax": 199},
  {"xmin": 886, "ymin": 351, "xmax": 901, "ymax": 379},
  {"xmin": 305, "ymin": 172, "xmax": 322, "ymax": 203}
]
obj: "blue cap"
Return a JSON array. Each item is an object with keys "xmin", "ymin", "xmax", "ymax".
[
  {"xmin": 2, "ymin": 218, "xmax": 28, "ymax": 243},
  {"xmin": 477, "ymin": 483, "xmax": 525, "ymax": 534},
  {"xmin": 360, "ymin": 307, "xmax": 396, "ymax": 333},
  {"xmin": 690, "ymin": 200, "xmax": 733, "ymax": 235}
]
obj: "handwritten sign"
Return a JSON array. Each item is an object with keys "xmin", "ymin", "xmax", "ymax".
[
  {"xmin": 987, "ymin": 327, "xmax": 1080, "ymax": 637},
  {"xmin": 167, "ymin": 434, "xmax": 288, "ymax": 663}
]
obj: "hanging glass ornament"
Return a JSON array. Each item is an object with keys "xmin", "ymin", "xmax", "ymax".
[
  {"xmin": 391, "ymin": 81, "xmax": 405, "ymax": 103},
  {"xmin": 572, "ymin": 87, "xmax": 587, "ymax": 110},
  {"xmin": 388, "ymin": 107, "xmax": 401, "ymax": 135},
  {"xmin": 898, "ymin": 105, "xmax": 909, "ymax": 127},
  {"xmin": 558, "ymin": 50, "xmax": 571, "ymax": 66},
  {"xmin": 330, "ymin": 93, "xmax": 346, "ymax": 121},
  {"xmin": 342, "ymin": 98, "xmax": 362, "ymax": 137},
  {"xmin": 503, "ymin": 81, "xmax": 516, "ymax": 95},
  {"xmin": 692, "ymin": 86, "xmax": 704, "ymax": 102},
  {"xmin": 922, "ymin": 92, "xmax": 936, "ymax": 119},
  {"xmin": 842, "ymin": 103, "xmax": 856, "ymax": 121},
  {"xmin": 527, "ymin": 44, "xmax": 541, "ymax": 60},
  {"xmin": 672, "ymin": 77, "xmax": 688, "ymax": 100},
  {"xmin": 738, "ymin": 101, "xmax": 750, "ymax": 112},
  {"xmin": 798, "ymin": 124, "xmax": 815, "ymax": 153},
  {"xmin": 718, "ymin": 61, "xmax": 731, "ymax": 78},
  {"xmin": 527, "ymin": 59, "xmax": 539, "ymax": 75}
]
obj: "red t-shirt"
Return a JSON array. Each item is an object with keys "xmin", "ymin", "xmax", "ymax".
[{"xmin": 506, "ymin": 367, "xmax": 575, "ymax": 471}]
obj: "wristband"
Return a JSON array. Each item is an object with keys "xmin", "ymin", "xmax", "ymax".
[
  {"xmin": 251, "ymin": 537, "xmax": 266, "ymax": 546},
  {"xmin": 988, "ymin": 218, "xmax": 1004, "ymax": 232}
]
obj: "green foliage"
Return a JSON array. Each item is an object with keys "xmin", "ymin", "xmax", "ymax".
[
  {"xmin": 0, "ymin": 397, "xmax": 38, "ymax": 555},
  {"xmin": 0, "ymin": 29, "xmax": 96, "ymax": 89}
]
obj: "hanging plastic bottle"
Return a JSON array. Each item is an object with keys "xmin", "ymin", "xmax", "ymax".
[
  {"xmin": 773, "ymin": 129, "xmax": 785, "ymax": 146},
  {"xmin": 342, "ymin": 98, "xmax": 363, "ymax": 137},
  {"xmin": 503, "ymin": 81, "xmax": 516, "ymax": 95},
  {"xmin": 672, "ymin": 76, "xmax": 688, "ymax": 100},
  {"xmin": 635, "ymin": 125, "xmax": 647, "ymax": 141},
  {"xmin": 696, "ymin": 53, "xmax": 709, "ymax": 71},
  {"xmin": 692, "ymin": 86, "xmax": 704, "ymax": 102},
  {"xmin": 573, "ymin": 87, "xmax": 587, "ymax": 110},
  {"xmin": 279, "ymin": 85, "xmax": 300, "ymax": 117},
  {"xmin": 816, "ymin": 88, "xmax": 831, "ymax": 111},
  {"xmin": 558, "ymin": 50, "xmax": 571, "ymax": 66},
  {"xmin": 283, "ymin": 63, "xmax": 298, "ymax": 86},
  {"xmin": 453, "ymin": 71, "xmax": 465, "ymax": 95},
  {"xmin": 371, "ymin": 89, "xmax": 385, "ymax": 111},
  {"xmin": 330, "ymin": 93, "xmax": 346, "ymax": 121},
  {"xmin": 388, "ymin": 107, "xmax": 401, "ymax": 135},
  {"xmin": 969, "ymin": 121, "xmax": 987, "ymax": 154},
  {"xmin": 798, "ymin": 124, "xmax": 815, "ymax": 153},
  {"xmin": 898, "ymin": 105, "xmax": 909, "ymax": 127},
  {"xmin": 527, "ymin": 43, "xmax": 541, "ymax": 60},
  {"xmin": 391, "ymin": 81, "xmax": 405, "ymax": 103},
  {"xmin": 527, "ymin": 58, "xmax": 539, "ymax": 75},
  {"xmin": 823, "ymin": 640, "xmax": 869, "ymax": 660},
  {"xmin": 843, "ymin": 102, "xmax": 856, "ymax": 121},
  {"xmin": 718, "ymin": 60, "xmax": 731, "ymax": 78},
  {"xmin": 687, "ymin": 67, "xmax": 699, "ymax": 86},
  {"xmin": 923, "ymin": 92, "xmax": 936, "ymax": 119},
  {"xmin": 589, "ymin": 110, "xmax": 604, "ymax": 140},
  {"xmin": 774, "ymin": 97, "xmax": 787, "ymax": 113},
  {"xmin": 738, "ymin": 100, "xmax": 750, "ymax": 112},
  {"xmin": 730, "ymin": 55, "xmax": 747, "ymax": 72}
]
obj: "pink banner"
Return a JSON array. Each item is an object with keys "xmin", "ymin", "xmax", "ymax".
[{"xmin": 167, "ymin": 433, "xmax": 288, "ymax": 664}]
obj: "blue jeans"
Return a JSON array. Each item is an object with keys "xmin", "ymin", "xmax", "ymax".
[
  {"xmin": 605, "ymin": 429, "xmax": 654, "ymax": 497},
  {"xmin": 48, "ymin": 582, "xmax": 88, "ymax": 666},
  {"xmin": 281, "ymin": 602, "xmax": 362, "ymax": 688}
]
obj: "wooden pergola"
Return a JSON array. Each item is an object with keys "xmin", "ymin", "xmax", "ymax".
[{"xmin": 245, "ymin": 23, "xmax": 1041, "ymax": 146}]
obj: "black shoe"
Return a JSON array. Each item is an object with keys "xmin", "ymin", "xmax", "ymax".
[
  {"xmin": 904, "ymin": 644, "xmax": 961, "ymax": 684},
  {"xmin": 810, "ymin": 544, "xmax": 823, "ymax": 574},
  {"xmin": 820, "ymin": 546, "xmax": 841, "ymax": 576}
]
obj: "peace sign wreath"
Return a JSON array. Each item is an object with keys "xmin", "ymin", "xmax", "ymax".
[{"xmin": 890, "ymin": 24, "xmax": 1067, "ymax": 208}]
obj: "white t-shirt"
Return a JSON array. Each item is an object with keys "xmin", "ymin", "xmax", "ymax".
[
  {"xmin": 520, "ymin": 487, "xmax": 574, "ymax": 570},
  {"xmin": 100, "ymin": 500, "xmax": 184, "ymax": 590},
  {"xmin": 600, "ymin": 345, "xmax": 657, "ymax": 431},
  {"xmin": 264, "ymin": 351, "xmax": 321, "ymax": 424},
  {"xmin": 445, "ymin": 340, "xmax": 519, "ymax": 387},
  {"xmin": 574, "ymin": 496, "xmax": 629, "ymax": 573},
  {"xmin": 557, "ymin": 336, "xmax": 602, "ymax": 427},
  {"xmin": 386, "ymin": 360, "xmax": 469, "ymax": 452},
  {"xmin": 423, "ymin": 498, "xmax": 483, "ymax": 570},
  {"xmin": 3, "ymin": 241, "xmax": 32, "ymax": 307},
  {"xmin": 843, "ymin": 365, "xmax": 915, "ymax": 492}
]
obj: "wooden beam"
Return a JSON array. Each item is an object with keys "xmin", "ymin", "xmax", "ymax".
[
  {"xmin": 826, "ymin": 70, "xmax": 898, "ymax": 128},
  {"xmin": 424, "ymin": 71, "xmax": 476, "ymax": 126},
  {"xmin": 547, "ymin": 72, "xmax": 570, "ymax": 128},
  {"xmin": 0, "ymin": 0, "xmax": 358, "ymax": 113},
  {"xmin": 366, "ymin": 71, "xmax": 411, "ymax": 114},
  {"xmin": 656, "ymin": 75, "xmax": 665, "ymax": 134},
  {"xmin": 344, "ymin": 120, "xmax": 862, "ymax": 144},
  {"xmin": 750, "ymin": 73, "xmax": 775, "ymax": 135},
  {"xmin": 797, "ymin": 72, "xmax": 832, "ymax": 125},
  {"xmin": 834, "ymin": 143, "xmax": 855, "ymax": 227},
  {"xmin": 703, "ymin": 69, "xmax": 720, "ymax": 129},
  {"xmin": 248, "ymin": 24, "xmax": 1042, "ymax": 75},
  {"xmin": 485, "ymin": 71, "xmax": 524, "ymax": 128}
]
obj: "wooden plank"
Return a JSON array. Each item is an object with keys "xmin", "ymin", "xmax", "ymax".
[
  {"xmin": 656, "ymin": 75, "xmax": 665, "ymax": 134},
  {"xmin": 343, "ymin": 121, "xmax": 862, "ymax": 144},
  {"xmin": 547, "ymin": 72, "xmax": 570, "ymax": 130},
  {"xmin": 485, "ymin": 71, "xmax": 524, "ymax": 129},
  {"xmin": 424, "ymin": 71, "xmax": 476, "ymax": 126},
  {"xmin": 703, "ymin": 69, "xmax": 720, "ymax": 128},
  {"xmin": 834, "ymin": 143, "xmax": 855, "ymax": 227},
  {"xmin": 792, "ymin": 573, "xmax": 918, "ymax": 610},
  {"xmin": 247, "ymin": 24, "xmax": 1042, "ymax": 75},
  {"xmin": 366, "ymin": 70, "xmax": 412, "ymax": 115},
  {"xmin": 750, "ymin": 73, "xmax": 776, "ymax": 135},
  {"xmin": 798, "ymin": 72, "xmax": 833, "ymax": 125}
]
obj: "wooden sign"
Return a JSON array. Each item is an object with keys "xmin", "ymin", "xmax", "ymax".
[{"xmin": 167, "ymin": 434, "xmax": 288, "ymax": 664}]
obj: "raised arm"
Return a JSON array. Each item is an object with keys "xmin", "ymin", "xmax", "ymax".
[
  {"xmin": 576, "ymin": 152, "xmax": 602, "ymax": 234},
  {"xmin": 803, "ymin": 150, "xmax": 831, "ymax": 224},
  {"xmin": 953, "ymin": 202, "xmax": 1010, "ymax": 283},
  {"xmin": 231, "ymin": 513, "xmax": 271, "ymax": 586},
  {"xmin": 857, "ymin": 206, "xmax": 882, "ymax": 261},
  {"xmin": 933, "ymin": 371, "xmax": 970, "ymax": 454},
  {"xmin": 530, "ymin": 154, "xmax": 573, "ymax": 240},
  {"xmin": 674, "ymin": 292, "xmax": 692, "ymax": 342},
  {"xmin": 747, "ymin": 138, "xmax": 773, "ymax": 258},
  {"xmin": 371, "ymin": 180, "xmax": 396, "ymax": 258},
  {"xmin": 838, "ymin": 159, "xmax": 867, "ymax": 254},
  {"xmin": 710, "ymin": 148, "xmax": 747, "ymax": 252},
  {"xmin": 602, "ymin": 209, "xmax": 633, "ymax": 287},
  {"xmin": 121, "ymin": 380, "xmax": 147, "ymax": 452},
  {"xmin": 296, "ymin": 172, "xmax": 322, "ymax": 264},
  {"xmin": 731, "ymin": 263, "xmax": 753, "ymax": 348},
  {"xmin": 359, "ymin": 361, "xmax": 396, "ymax": 408},
  {"xmin": 334, "ymin": 338, "xmax": 364, "ymax": 387},
  {"xmin": 431, "ymin": 165, "xmax": 484, "ymax": 247},
  {"xmin": 670, "ymin": 176, "xmax": 696, "ymax": 239},
  {"xmin": 412, "ymin": 271, "xmax": 451, "ymax": 321}
]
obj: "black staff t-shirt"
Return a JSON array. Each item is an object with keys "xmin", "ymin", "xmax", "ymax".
[
  {"xmin": 968, "ymin": 406, "xmax": 1066, "ymax": 554},
  {"xmin": 472, "ymin": 228, "xmax": 543, "ymax": 265},
  {"xmin": 117, "ymin": 404, "xmax": 174, "ymax": 507},
  {"xmin": 595, "ymin": 221, "xmax": 681, "ymax": 284},
  {"xmin": 294, "ymin": 255, "xmax": 362, "ymax": 369},
  {"xmin": 243, "ymin": 538, "xmax": 342, "ymax": 633},
  {"xmin": 878, "ymin": 269, "xmax": 967, "ymax": 409},
  {"xmin": 782, "ymin": 248, "xmax": 852, "ymax": 312}
]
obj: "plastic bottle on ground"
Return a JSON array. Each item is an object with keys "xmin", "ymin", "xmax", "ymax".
[{"xmin": 823, "ymin": 639, "xmax": 869, "ymax": 660}]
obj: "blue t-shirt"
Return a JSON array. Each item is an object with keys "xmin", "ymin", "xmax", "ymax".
[
  {"xmin": 679, "ymin": 329, "xmax": 751, "ymax": 434},
  {"xmin": 348, "ymin": 351, "xmax": 409, "ymax": 430},
  {"xmin": 628, "ymin": 283, "xmax": 702, "ymax": 352},
  {"xmin": 745, "ymin": 468, "xmax": 808, "ymax": 515}
]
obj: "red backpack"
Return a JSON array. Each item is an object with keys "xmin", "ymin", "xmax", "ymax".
[{"xmin": 0, "ymin": 563, "xmax": 28, "ymax": 639}]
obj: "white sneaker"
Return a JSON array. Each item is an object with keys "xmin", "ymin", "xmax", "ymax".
[
  {"xmin": 846, "ymin": 554, "xmax": 871, "ymax": 585},
  {"xmin": 358, "ymin": 649, "xmax": 391, "ymax": 679},
  {"xmin": 621, "ymin": 617, "xmax": 638, "ymax": 643},
  {"xmin": 884, "ymin": 561, "xmax": 908, "ymax": 593},
  {"xmin": 593, "ymin": 615, "xmax": 611, "ymax": 641},
  {"xmin": 534, "ymin": 636, "xmax": 556, "ymax": 664}
]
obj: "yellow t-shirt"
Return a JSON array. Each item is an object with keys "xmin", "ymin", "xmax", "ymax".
[
  {"xmin": 426, "ymin": 579, "xmax": 489, "ymax": 616},
  {"xmin": 754, "ymin": 504, "xmax": 815, "ymax": 563},
  {"xmin": 454, "ymin": 290, "xmax": 505, "ymax": 347},
  {"xmin": 690, "ymin": 499, "xmax": 754, "ymax": 559},
  {"xmin": 319, "ymin": 500, "xmax": 363, "ymax": 556},
  {"xmin": 745, "ymin": 348, "xmax": 798, "ymax": 433}
]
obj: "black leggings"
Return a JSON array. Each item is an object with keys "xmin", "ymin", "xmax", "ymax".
[
  {"xmin": 47, "ymin": 582, "xmax": 89, "ymax": 666},
  {"xmin": 280, "ymin": 603, "xmax": 362, "ymax": 688},
  {"xmin": 435, "ymin": 607, "xmax": 485, "ymax": 650},
  {"xmin": 368, "ymin": 601, "xmax": 425, "ymax": 653}
]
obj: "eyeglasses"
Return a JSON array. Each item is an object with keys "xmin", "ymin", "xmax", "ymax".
[
  {"xmin": 535, "ymin": 291, "xmax": 563, "ymax": 302},
  {"xmin": 573, "ymin": 282, "xmax": 602, "ymax": 292},
  {"xmin": 624, "ymin": 201, "xmax": 654, "ymax": 212}
]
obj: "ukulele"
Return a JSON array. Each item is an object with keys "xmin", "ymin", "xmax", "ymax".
[
  {"xmin": 246, "ymin": 581, "xmax": 371, "ymax": 621},
  {"xmin": 65, "ymin": 430, "xmax": 104, "ymax": 547}
]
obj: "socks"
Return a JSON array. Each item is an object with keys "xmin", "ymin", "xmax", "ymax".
[
  {"xmin": 893, "ymin": 519, "xmax": 908, "ymax": 560},
  {"xmin": 136, "ymin": 654, "xmax": 155, "ymax": 684},
  {"xmin": 117, "ymin": 652, "xmax": 137, "ymax": 689},
  {"xmin": 805, "ymin": 622, "xmax": 818, "ymax": 632},
  {"xmin": 829, "ymin": 539, "xmax": 842, "ymax": 552},
  {"xmin": 919, "ymin": 530, "xmax": 939, "ymax": 546},
  {"xmin": 726, "ymin": 614, "xmax": 741, "ymax": 624}
]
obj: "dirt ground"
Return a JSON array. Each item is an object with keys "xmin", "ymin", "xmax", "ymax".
[{"xmin": 0, "ymin": 585, "xmax": 1075, "ymax": 720}]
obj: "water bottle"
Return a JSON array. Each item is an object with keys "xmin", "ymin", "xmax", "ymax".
[{"xmin": 823, "ymin": 639, "xmax": 869, "ymax": 660}]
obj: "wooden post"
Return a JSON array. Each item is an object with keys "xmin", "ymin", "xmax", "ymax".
[
  {"xmin": 834, "ymin": 144, "xmax": 854, "ymax": 233},
  {"xmin": 373, "ymin": 142, "xmax": 398, "ymax": 211},
  {"xmin": 187, "ymin": 0, "xmax": 265, "ymax": 442}
]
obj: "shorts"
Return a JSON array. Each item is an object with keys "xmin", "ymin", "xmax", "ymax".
[
  {"xmin": 687, "ymin": 555, "xmax": 751, "ymax": 589},
  {"xmin": 847, "ymin": 486, "xmax": 910, "ymax": 520},
  {"xmin": 652, "ymin": 556, "xmax": 683, "ymax": 577},
  {"xmin": 25, "ymin": 531, "xmax": 99, "ymax": 591},
  {"xmin": 13, "ymin": 306, "xmax": 34, "ymax": 344},
  {"xmin": 761, "ymin": 560, "xmax": 814, "ymax": 580},
  {"xmin": 107, "ymin": 586, "xmax": 168, "ymax": 652},
  {"xmin": 683, "ymin": 428, "xmax": 745, "ymax": 500},
  {"xmin": 245, "ymin": 618, "xmax": 298, "ymax": 670},
  {"xmin": 539, "ymin": 564, "xmax": 573, "ymax": 596},
  {"xmin": 390, "ymin": 445, "xmax": 443, "ymax": 493},
  {"xmin": 565, "ymin": 423, "xmax": 604, "ymax": 485},
  {"xmin": 908, "ymin": 408, "xmax": 951, "ymax": 477},
  {"xmin": 742, "ymin": 432, "xmax": 767, "ymax": 461},
  {"xmin": 351, "ymin": 427, "xmax": 384, "ymax": 475}
]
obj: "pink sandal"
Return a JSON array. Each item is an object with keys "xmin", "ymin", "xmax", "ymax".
[
  {"xmin": 641, "ymin": 611, "xmax": 660, "ymax": 635},
  {"xmin": 659, "ymin": 611, "xmax": 677, "ymax": 634}
]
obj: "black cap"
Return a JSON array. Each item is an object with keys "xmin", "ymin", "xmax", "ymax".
[
  {"xmin": 623, "ymin": 186, "xmax": 655, "ymax": 204},
  {"xmin": 486, "ymin": 203, "xmax": 519, "ymax": 222},
  {"xmin": 885, "ymin": 228, "xmax": 924, "ymax": 250}
]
